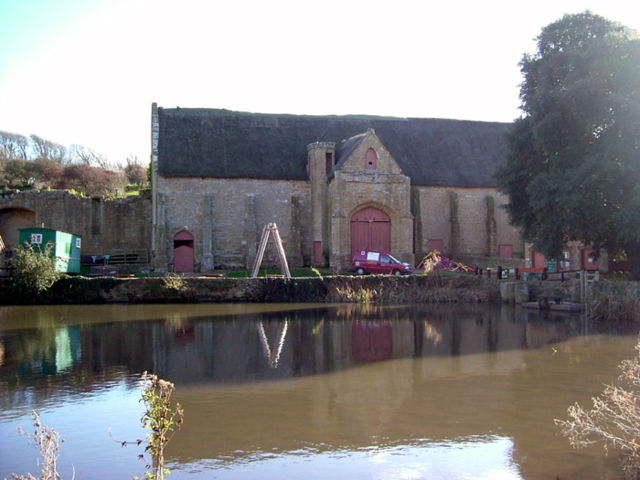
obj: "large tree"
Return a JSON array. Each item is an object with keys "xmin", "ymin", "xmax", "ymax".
[{"xmin": 496, "ymin": 12, "xmax": 640, "ymax": 278}]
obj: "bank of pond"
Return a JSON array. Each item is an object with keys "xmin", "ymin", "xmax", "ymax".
[{"xmin": 2, "ymin": 273, "xmax": 639, "ymax": 326}]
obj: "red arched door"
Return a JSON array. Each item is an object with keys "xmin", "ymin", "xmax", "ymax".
[
  {"xmin": 173, "ymin": 230, "xmax": 195, "ymax": 273},
  {"xmin": 351, "ymin": 207, "xmax": 390, "ymax": 253}
]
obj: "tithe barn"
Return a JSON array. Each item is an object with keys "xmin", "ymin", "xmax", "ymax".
[{"xmin": 151, "ymin": 104, "xmax": 524, "ymax": 273}]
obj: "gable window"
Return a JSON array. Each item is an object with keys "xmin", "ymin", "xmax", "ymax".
[{"xmin": 366, "ymin": 148, "xmax": 378, "ymax": 169}]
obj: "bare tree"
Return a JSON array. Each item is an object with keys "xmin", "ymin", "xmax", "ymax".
[
  {"xmin": 68, "ymin": 144, "xmax": 104, "ymax": 166},
  {"xmin": 30, "ymin": 134, "xmax": 66, "ymax": 164},
  {"xmin": 0, "ymin": 130, "xmax": 28, "ymax": 161}
]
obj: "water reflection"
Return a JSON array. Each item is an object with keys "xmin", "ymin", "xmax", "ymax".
[
  {"xmin": 0, "ymin": 304, "xmax": 624, "ymax": 398},
  {"xmin": 0, "ymin": 303, "xmax": 637, "ymax": 479},
  {"xmin": 259, "ymin": 319, "xmax": 288, "ymax": 368}
]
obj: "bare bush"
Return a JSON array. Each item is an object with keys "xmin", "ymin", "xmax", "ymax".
[
  {"xmin": 12, "ymin": 411, "xmax": 71, "ymax": 480},
  {"xmin": 51, "ymin": 164, "xmax": 127, "ymax": 197},
  {"xmin": 124, "ymin": 156, "xmax": 148, "ymax": 186},
  {"xmin": 556, "ymin": 340, "xmax": 640, "ymax": 477}
]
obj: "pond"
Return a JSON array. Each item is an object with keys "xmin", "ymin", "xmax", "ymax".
[{"xmin": 0, "ymin": 303, "xmax": 638, "ymax": 480}]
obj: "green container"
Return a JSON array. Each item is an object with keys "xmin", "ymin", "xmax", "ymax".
[{"xmin": 18, "ymin": 228, "xmax": 82, "ymax": 273}]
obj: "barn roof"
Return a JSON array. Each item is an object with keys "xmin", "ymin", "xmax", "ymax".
[{"xmin": 157, "ymin": 107, "xmax": 512, "ymax": 187}]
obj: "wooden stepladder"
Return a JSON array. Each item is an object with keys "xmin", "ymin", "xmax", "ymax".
[{"xmin": 251, "ymin": 223, "xmax": 291, "ymax": 279}]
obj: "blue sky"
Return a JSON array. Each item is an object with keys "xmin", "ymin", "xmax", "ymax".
[{"xmin": 1, "ymin": 0, "xmax": 639, "ymax": 165}]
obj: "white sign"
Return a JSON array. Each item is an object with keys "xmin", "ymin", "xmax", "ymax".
[
  {"xmin": 30, "ymin": 233, "xmax": 43, "ymax": 244},
  {"xmin": 76, "ymin": 238, "xmax": 81, "ymax": 249}
]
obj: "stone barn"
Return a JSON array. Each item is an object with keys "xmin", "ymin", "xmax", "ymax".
[{"xmin": 151, "ymin": 104, "xmax": 524, "ymax": 273}]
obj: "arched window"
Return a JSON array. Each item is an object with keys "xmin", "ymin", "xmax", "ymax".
[{"xmin": 365, "ymin": 148, "xmax": 378, "ymax": 169}]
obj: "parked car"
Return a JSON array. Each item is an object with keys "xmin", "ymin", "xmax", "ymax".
[{"xmin": 351, "ymin": 249, "xmax": 413, "ymax": 275}]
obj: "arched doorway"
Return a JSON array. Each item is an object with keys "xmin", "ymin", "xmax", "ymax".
[
  {"xmin": 0, "ymin": 207, "xmax": 36, "ymax": 249},
  {"xmin": 173, "ymin": 230, "xmax": 195, "ymax": 273},
  {"xmin": 350, "ymin": 207, "xmax": 390, "ymax": 253}
]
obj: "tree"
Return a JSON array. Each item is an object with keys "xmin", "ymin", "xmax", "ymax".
[
  {"xmin": 496, "ymin": 12, "xmax": 640, "ymax": 278},
  {"xmin": 0, "ymin": 130, "xmax": 28, "ymax": 161},
  {"xmin": 30, "ymin": 134, "xmax": 66, "ymax": 164},
  {"xmin": 124, "ymin": 156, "xmax": 148, "ymax": 186}
]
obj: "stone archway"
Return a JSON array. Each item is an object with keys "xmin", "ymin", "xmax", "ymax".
[
  {"xmin": 350, "ymin": 206, "xmax": 390, "ymax": 253},
  {"xmin": 173, "ymin": 229, "xmax": 195, "ymax": 273},
  {"xmin": 0, "ymin": 207, "xmax": 36, "ymax": 249}
]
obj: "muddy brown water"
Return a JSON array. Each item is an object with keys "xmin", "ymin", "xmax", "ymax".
[{"xmin": 0, "ymin": 303, "xmax": 637, "ymax": 479}]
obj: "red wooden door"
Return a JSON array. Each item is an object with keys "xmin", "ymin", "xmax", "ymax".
[
  {"xmin": 428, "ymin": 238, "xmax": 444, "ymax": 253},
  {"xmin": 498, "ymin": 244, "xmax": 513, "ymax": 258},
  {"xmin": 531, "ymin": 250, "xmax": 546, "ymax": 269},
  {"xmin": 174, "ymin": 245, "xmax": 194, "ymax": 272},
  {"xmin": 174, "ymin": 230, "xmax": 195, "ymax": 273},
  {"xmin": 351, "ymin": 207, "xmax": 390, "ymax": 253}
]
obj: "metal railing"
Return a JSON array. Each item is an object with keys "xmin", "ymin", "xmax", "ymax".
[{"xmin": 81, "ymin": 249, "xmax": 150, "ymax": 266}]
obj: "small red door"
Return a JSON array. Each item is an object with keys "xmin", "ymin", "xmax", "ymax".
[
  {"xmin": 498, "ymin": 244, "xmax": 513, "ymax": 258},
  {"xmin": 428, "ymin": 238, "xmax": 444, "ymax": 253},
  {"xmin": 174, "ymin": 230, "xmax": 195, "ymax": 273},
  {"xmin": 351, "ymin": 207, "xmax": 390, "ymax": 253},
  {"xmin": 531, "ymin": 250, "xmax": 546, "ymax": 269}
]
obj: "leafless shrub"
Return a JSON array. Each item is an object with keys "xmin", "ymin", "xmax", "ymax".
[
  {"xmin": 556, "ymin": 340, "xmax": 640, "ymax": 477},
  {"xmin": 12, "ymin": 411, "xmax": 73, "ymax": 480}
]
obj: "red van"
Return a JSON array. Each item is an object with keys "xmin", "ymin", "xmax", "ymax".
[{"xmin": 351, "ymin": 249, "xmax": 413, "ymax": 275}]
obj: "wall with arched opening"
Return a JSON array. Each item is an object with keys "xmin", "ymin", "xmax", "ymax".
[{"xmin": 0, "ymin": 207, "xmax": 36, "ymax": 248}]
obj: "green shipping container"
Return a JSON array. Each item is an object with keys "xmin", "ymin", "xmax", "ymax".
[{"xmin": 18, "ymin": 228, "xmax": 82, "ymax": 273}]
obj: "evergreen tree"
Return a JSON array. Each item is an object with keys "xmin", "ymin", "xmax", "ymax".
[{"xmin": 496, "ymin": 12, "xmax": 640, "ymax": 278}]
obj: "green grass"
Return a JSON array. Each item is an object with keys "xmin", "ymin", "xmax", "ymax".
[
  {"xmin": 225, "ymin": 268, "xmax": 324, "ymax": 278},
  {"xmin": 125, "ymin": 184, "xmax": 140, "ymax": 196}
]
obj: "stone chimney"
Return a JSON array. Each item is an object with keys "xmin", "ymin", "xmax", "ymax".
[{"xmin": 307, "ymin": 141, "xmax": 335, "ymax": 266}]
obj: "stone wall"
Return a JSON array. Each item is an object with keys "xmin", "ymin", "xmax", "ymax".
[
  {"xmin": 0, "ymin": 273, "xmax": 502, "ymax": 305},
  {"xmin": 0, "ymin": 190, "xmax": 151, "ymax": 255},
  {"xmin": 154, "ymin": 175, "xmax": 525, "ymax": 273},
  {"xmin": 155, "ymin": 177, "xmax": 311, "ymax": 271},
  {"xmin": 413, "ymin": 186, "xmax": 524, "ymax": 261}
]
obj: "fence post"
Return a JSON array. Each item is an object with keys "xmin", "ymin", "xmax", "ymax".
[{"xmin": 579, "ymin": 270, "xmax": 587, "ymax": 304}]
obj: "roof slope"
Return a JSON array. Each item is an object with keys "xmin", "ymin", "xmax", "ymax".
[{"xmin": 157, "ymin": 108, "xmax": 512, "ymax": 187}]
